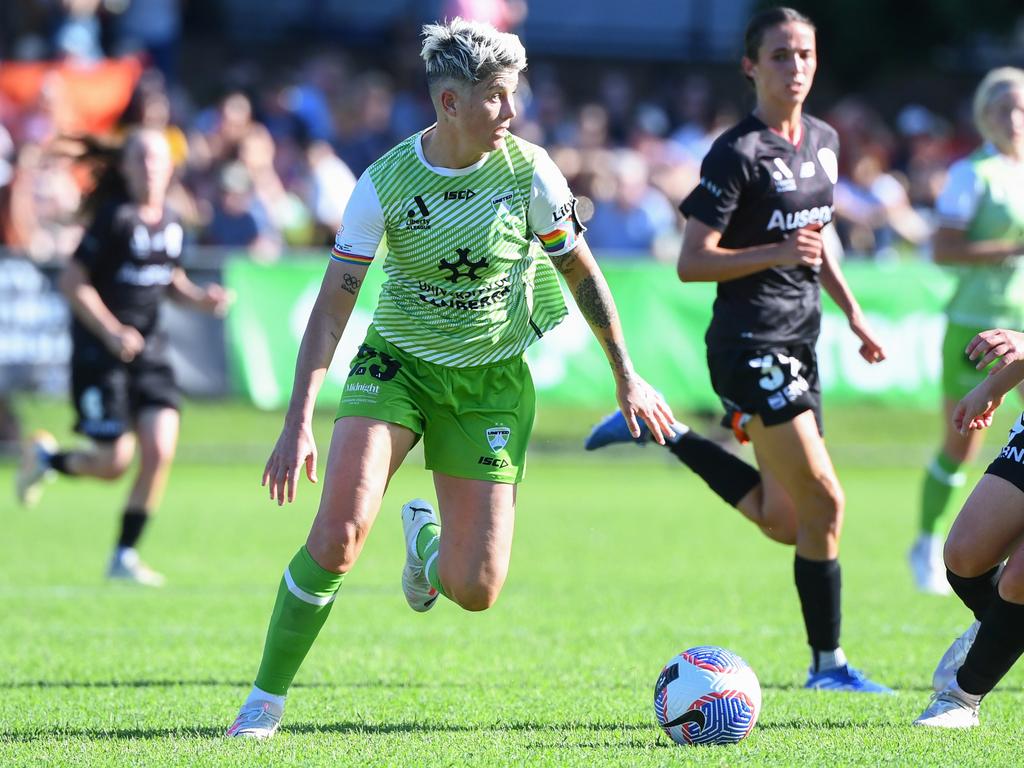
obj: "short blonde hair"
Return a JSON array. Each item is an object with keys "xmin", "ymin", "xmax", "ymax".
[
  {"xmin": 420, "ymin": 17, "xmax": 526, "ymax": 93},
  {"xmin": 973, "ymin": 67, "xmax": 1024, "ymax": 143}
]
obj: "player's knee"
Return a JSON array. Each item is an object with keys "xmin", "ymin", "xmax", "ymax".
[
  {"xmin": 942, "ymin": 534, "xmax": 985, "ymax": 577},
  {"xmin": 451, "ymin": 581, "xmax": 502, "ymax": 612},
  {"xmin": 96, "ymin": 444, "xmax": 134, "ymax": 479},
  {"xmin": 797, "ymin": 475, "xmax": 844, "ymax": 537},
  {"xmin": 307, "ymin": 521, "xmax": 367, "ymax": 572},
  {"xmin": 996, "ymin": 560, "xmax": 1024, "ymax": 603}
]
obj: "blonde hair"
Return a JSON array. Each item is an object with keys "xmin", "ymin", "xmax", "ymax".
[
  {"xmin": 973, "ymin": 67, "xmax": 1024, "ymax": 143},
  {"xmin": 420, "ymin": 17, "xmax": 526, "ymax": 94}
]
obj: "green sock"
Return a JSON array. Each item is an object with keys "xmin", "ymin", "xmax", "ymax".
[
  {"xmin": 253, "ymin": 546, "xmax": 345, "ymax": 696},
  {"xmin": 920, "ymin": 452, "xmax": 966, "ymax": 535},
  {"xmin": 417, "ymin": 523, "xmax": 447, "ymax": 598}
]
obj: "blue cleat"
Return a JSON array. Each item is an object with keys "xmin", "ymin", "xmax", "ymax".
[
  {"xmin": 583, "ymin": 409, "xmax": 649, "ymax": 450},
  {"xmin": 804, "ymin": 665, "xmax": 894, "ymax": 694}
]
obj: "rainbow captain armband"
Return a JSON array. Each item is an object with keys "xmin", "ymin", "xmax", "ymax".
[
  {"xmin": 330, "ymin": 246, "xmax": 374, "ymax": 266},
  {"xmin": 535, "ymin": 197, "xmax": 585, "ymax": 255}
]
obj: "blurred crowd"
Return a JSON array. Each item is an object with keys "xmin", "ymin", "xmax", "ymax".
[{"xmin": 0, "ymin": 0, "xmax": 991, "ymax": 264}]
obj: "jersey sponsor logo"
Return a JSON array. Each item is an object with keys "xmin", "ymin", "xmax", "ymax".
[
  {"xmin": 115, "ymin": 262, "xmax": 174, "ymax": 287},
  {"xmin": 698, "ymin": 176, "xmax": 724, "ymax": 198},
  {"xmin": 438, "ymin": 247, "xmax": 488, "ymax": 283},
  {"xmin": 799, "ymin": 161, "xmax": 816, "ymax": 178},
  {"xmin": 486, "ymin": 425, "xmax": 511, "ymax": 452},
  {"xmin": 443, "ymin": 189, "xmax": 476, "ymax": 201},
  {"xmin": 817, "ymin": 147, "xmax": 839, "ymax": 184},
  {"xmin": 345, "ymin": 382, "xmax": 379, "ymax": 397},
  {"xmin": 552, "ymin": 197, "xmax": 576, "ymax": 222},
  {"xmin": 766, "ymin": 205, "xmax": 834, "ymax": 232},
  {"xmin": 1000, "ymin": 416, "xmax": 1024, "ymax": 463},
  {"xmin": 405, "ymin": 194, "xmax": 431, "ymax": 230},
  {"xmin": 478, "ymin": 455, "xmax": 510, "ymax": 468},
  {"xmin": 417, "ymin": 278, "xmax": 512, "ymax": 311},
  {"xmin": 771, "ymin": 158, "xmax": 797, "ymax": 192}
]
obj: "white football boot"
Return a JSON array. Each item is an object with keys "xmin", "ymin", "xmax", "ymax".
[
  {"xmin": 401, "ymin": 498, "xmax": 440, "ymax": 612},
  {"xmin": 913, "ymin": 687, "xmax": 980, "ymax": 728},
  {"xmin": 908, "ymin": 533, "xmax": 952, "ymax": 595},
  {"xmin": 15, "ymin": 430, "xmax": 58, "ymax": 507},
  {"xmin": 107, "ymin": 548, "xmax": 166, "ymax": 587},
  {"xmin": 226, "ymin": 699, "xmax": 284, "ymax": 739},
  {"xmin": 932, "ymin": 620, "xmax": 980, "ymax": 692}
]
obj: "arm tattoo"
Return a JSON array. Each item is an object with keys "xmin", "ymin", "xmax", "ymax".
[
  {"xmin": 340, "ymin": 273, "xmax": 362, "ymax": 295},
  {"xmin": 574, "ymin": 275, "xmax": 613, "ymax": 329},
  {"xmin": 548, "ymin": 248, "xmax": 579, "ymax": 275}
]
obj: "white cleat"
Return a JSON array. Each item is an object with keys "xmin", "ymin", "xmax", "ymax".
[
  {"xmin": 908, "ymin": 534, "xmax": 952, "ymax": 595},
  {"xmin": 226, "ymin": 699, "xmax": 284, "ymax": 739},
  {"xmin": 401, "ymin": 498, "xmax": 439, "ymax": 612},
  {"xmin": 15, "ymin": 430, "xmax": 57, "ymax": 507},
  {"xmin": 932, "ymin": 620, "xmax": 980, "ymax": 692},
  {"xmin": 913, "ymin": 688, "xmax": 980, "ymax": 728},
  {"xmin": 107, "ymin": 548, "xmax": 166, "ymax": 588}
]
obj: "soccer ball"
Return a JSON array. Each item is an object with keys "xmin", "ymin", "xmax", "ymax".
[{"xmin": 653, "ymin": 645, "xmax": 761, "ymax": 746}]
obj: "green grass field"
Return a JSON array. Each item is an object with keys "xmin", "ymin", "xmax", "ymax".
[{"xmin": 3, "ymin": 398, "xmax": 1024, "ymax": 766}]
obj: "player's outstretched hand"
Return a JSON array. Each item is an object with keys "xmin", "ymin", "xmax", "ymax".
[
  {"xmin": 952, "ymin": 380, "xmax": 1004, "ymax": 436},
  {"xmin": 616, "ymin": 374, "xmax": 676, "ymax": 445},
  {"xmin": 849, "ymin": 311, "xmax": 885, "ymax": 363},
  {"xmin": 262, "ymin": 421, "xmax": 318, "ymax": 505},
  {"xmin": 967, "ymin": 328, "xmax": 1024, "ymax": 375}
]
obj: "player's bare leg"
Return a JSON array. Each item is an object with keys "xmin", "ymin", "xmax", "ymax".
[{"xmin": 229, "ymin": 417, "xmax": 416, "ymax": 739}]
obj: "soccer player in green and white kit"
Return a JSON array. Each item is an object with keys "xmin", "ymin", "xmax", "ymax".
[
  {"xmin": 226, "ymin": 17, "xmax": 675, "ymax": 738},
  {"xmin": 910, "ymin": 67, "xmax": 1024, "ymax": 595}
]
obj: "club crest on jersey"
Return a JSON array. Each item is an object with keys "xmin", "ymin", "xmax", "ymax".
[
  {"xmin": 490, "ymin": 190, "xmax": 517, "ymax": 218},
  {"xmin": 486, "ymin": 425, "xmax": 511, "ymax": 453},
  {"xmin": 771, "ymin": 158, "xmax": 797, "ymax": 193}
]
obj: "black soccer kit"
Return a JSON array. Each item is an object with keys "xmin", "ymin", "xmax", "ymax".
[
  {"xmin": 70, "ymin": 202, "xmax": 185, "ymax": 440},
  {"xmin": 680, "ymin": 113, "xmax": 840, "ymax": 432}
]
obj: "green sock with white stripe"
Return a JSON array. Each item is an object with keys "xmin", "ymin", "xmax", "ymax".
[
  {"xmin": 253, "ymin": 546, "xmax": 345, "ymax": 696},
  {"xmin": 920, "ymin": 452, "xmax": 965, "ymax": 535},
  {"xmin": 417, "ymin": 523, "xmax": 447, "ymax": 598}
]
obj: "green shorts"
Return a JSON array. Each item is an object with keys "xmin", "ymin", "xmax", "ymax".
[
  {"xmin": 942, "ymin": 321, "xmax": 991, "ymax": 401},
  {"xmin": 335, "ymin": 326, "xmax": 535, "ymax": 484}
]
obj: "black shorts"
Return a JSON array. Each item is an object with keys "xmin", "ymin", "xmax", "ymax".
[
  {"xmin": 985, "ymin": 413, "xmax": 1024, "ymax": 494},
  {"xmin": 71, "ymin": 341, "xmax": 180, "ymax": 442},
  {"xmin": 706, "ymin": 343, "xmax": 822, "ymax": 436}
]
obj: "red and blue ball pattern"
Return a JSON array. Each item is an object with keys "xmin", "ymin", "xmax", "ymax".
[{"xmin": 654, "ymin": 645, "xmax": 761, "ymax": 746}]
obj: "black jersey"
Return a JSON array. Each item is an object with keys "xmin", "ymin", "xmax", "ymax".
[
  {"xmin": 71, "ymin": 201, "xmax": 183, "ymax": 346},
  {"xmin": 679, "ymin": 113, "xmax": 839, "ymax": 348}
]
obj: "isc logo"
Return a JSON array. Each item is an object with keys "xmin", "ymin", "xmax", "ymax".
[
  {"xmin": 478, "ymin": 456, "xmax": 509, "ymax": 468},
  {"xmin": 444, "ymin": 189, "xmax": 476, "ymax": 201}
]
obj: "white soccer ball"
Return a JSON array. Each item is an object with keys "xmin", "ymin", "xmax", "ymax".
[{"xmin": 653, "ymin": 645, "xmax": 762, "ymax": 746}]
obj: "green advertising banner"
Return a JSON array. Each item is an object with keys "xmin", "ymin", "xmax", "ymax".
[{"xmin": 225, "ymin": 258, "xmax": 955, "ymax": 411}]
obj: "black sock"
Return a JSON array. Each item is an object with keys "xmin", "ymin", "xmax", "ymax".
[
  {"xmin": 794, "ymin": 555, "xmax": 841, "ymax": 670},
  {"xmin": 667, "ymin": 430, "xmax": 761, "ymax": 506},
  {"xmin": 956, "ymin": 593, "xmax": 1024, "ymax": 696},
  {"xmin": 117, "ymin": 508, "xmax": 150, "ymax": 550},
  {"xmin": 947, "ymin": 565, "xmax": 1001, "ymax": 621},
  {"xmin": 49, "ymin": 452, "xmax": 76, "ymax": 475}
]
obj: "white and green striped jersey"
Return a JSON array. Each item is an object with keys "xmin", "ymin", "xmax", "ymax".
[
  {"xmin": 331, "ymin": 129, "xmax": 582, "ymax": 367},
  {"xmin": 936, "ymin": 143, "xmax": 1024, "ymax": 328}
]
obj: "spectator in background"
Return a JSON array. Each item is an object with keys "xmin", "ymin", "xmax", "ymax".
[
  {"xmin": 584, "ymin": 149, "xmax": 677, "ymax": 257},
  {"xmin": 203, "ymin": 161, "xmax": 278, "ymax": 259},
  {"xmin": 237, "ymin": 123, "xmax": 311, "ymax": 249},
  {"xmin": 110, "ymin": 0, "xmax": 183, "ymax": 82},
  {"xmin": 893, "ymin": 104, "xmax": 953, "ymax": 215},
  {"xmin": 910, "ymin": 67, "xmax": 1024, "ymax": 596},
  {"xmin": 833, "ymin": 140, "xmax": 931, "ymax": 259},
  {"xmin": 336, "ymin": 72, "xmax": 397, "ymax": 176},
  {"xmin": 440, "ymin": 0, "xmax": 527, "ymax": 32}
]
